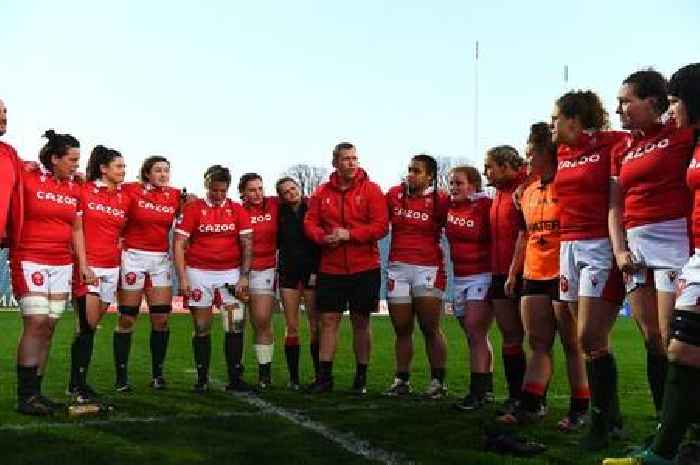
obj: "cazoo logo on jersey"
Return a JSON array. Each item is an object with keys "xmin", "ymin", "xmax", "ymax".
[
  {"xmin": 622, "ymin": 138, "xmax": 669, "ymax": 164},
  {"xmin": 447, "ymin": 213, "xmax": 475, "ymax": 228},
  {"xmin": 394, "ymin": 207, "xmax": 429, "ymax": 222},
  {"xmin": 250, "ymin": 213, "xmax": 272, "ymax": 224},
  {"xmin": 558, "ymin": 153, "xmax": 600, "ymax": 169}
]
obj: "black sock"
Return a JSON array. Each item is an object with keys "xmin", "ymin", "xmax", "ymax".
[
  {"xmin": 652, "ymin": 362, "xmax": 700, "ymax": 459},
  {"xmin": 570, "ymin": 395, "xmax": 590, "ymax": 416},
  {"xmin": 586, "ymin": 353, "xmax": 616, "ymax": 436},
  {"xmin": 192, "ymin": 335, "xmax": 211, "ymax": 383},
  {"xmin": 113, "ymin": 332, "xmax": 132, "ymax": 384},
  {"xmin": 470, "ymin": 372, "xmax": 492, "ymax": 398},
  {"xmin": 319, "ymin": 361, "xmax": 333, "ymax": 382},
  {"xmin": 520, "ymin": 390, "xmax": 544, "ymax": 413},
  {"xmin": 503, "ymin": 346, "xmax": 526, "ymax": 400},
  {"xmin": 150, "ymin": 330, "xmax": 170, "ymax": 378},
  {"xmin": 225, "ymin": 332, "xmax": 244, "ymax": 382},
  {"xmin": 356, "ymin": 363, "xmax": 368, "ymax": 380},
  {"xmin": 259, "ymin": 363, "xmax": 272, "ymax": 381},
  {"xmin": 397, "ymin": 371, "xmax": 410, "ymax": 382},
  {"xmin": 431, "ymin": 367, "xmax": 445, "ymax": 383},
  {"xmin": 609, "ymin": 353, "xmax": 622, "ymax": 429},
  {"xmin": 310, "ymin": 342, "xmax": 320, "ymax": 377},
  {"xmin": 647, "ymin": 349, "xmax": 668, "ymax": 413},
  {"xmin": 284, "ymin": 342, "xmax": 300, "ymax": 384},
  {"xmin": 17, "ymin": 365, "xmax": 38, "ymax": 400},
  {"xmin": 70, "ymin": 335, "xmax": 82, "ymax": 389}
]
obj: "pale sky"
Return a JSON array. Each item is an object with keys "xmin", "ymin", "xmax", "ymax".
[{"xmin": 2, "ymin": 0, "xmax": 698, "ymax": 196}]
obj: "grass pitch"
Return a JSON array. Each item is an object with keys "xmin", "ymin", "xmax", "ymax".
[{"xmin": 0, "ymin": 311, "xmax": 657, "ymax": 465}]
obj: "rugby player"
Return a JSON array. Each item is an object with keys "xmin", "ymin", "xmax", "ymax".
[
  {"xmin": 240, "ymin": 173, "xmax": 279, "ymax": 389},
  {"xmin": 604, "ymin": 62, "xmax": 700, "ymax": 465},
  {"xmin": 276, "ymin": 177, "xmax": 321, "ymax": 389},
  {"xmin": 0, "ymin": 99, "xmax": 23, "ymax": 247},
  {"xmin": 484, "ymin": 145, "xmax": 528, "ymax": 413},
  {"xmin": 174, "ymin": 165, "xmax": 253, "ymax": 392},
  {"xmin": 552, "ymin": 90, "xmax": 628, "ymax": 450},
  {"xmin": 68, "ymin": 146, "xmax": 128, "ymax": 401},
  {"xmin": 113, "ymin": 156, "xmax": 181, "ymax": 391},
  {"xmin": 445, "ymin": 165, "xmax": 495, "ymax": 410},
  {"xmin": 384, "ymin": 154, "xmax": 449, "ymax": 398},
  {"xmin": 498, "ymin": 123, "xmax": 589, "ymax": 431},
  {"xmin": 304, "ymin": 142, "xmax": 389, "ymax": 394},
  {"xmin": 12, "ymin": 130, "xmax": 93, "ymax": 415},
  {"xmin": 610, "ymin": 69, "xmax": 694, "ymax": 415}
]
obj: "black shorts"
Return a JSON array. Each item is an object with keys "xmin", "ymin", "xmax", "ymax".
[
  {"xmin": 316, "ymin": 269, "xmax": 380, "ymax": 314},
  {"xmin": 278, "ymin": 267, "xmax": 318, "ymax": 290},
  {"xmin": 488, "ymin": 274, "xmax": 522, "ymax": 300},
  {"xmin": 521, "ymin": 278, "xmax": 561, "ymax": 302}
]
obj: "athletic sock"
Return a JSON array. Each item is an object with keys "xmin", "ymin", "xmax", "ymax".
[
  {"xmin": 17, "ymin": 365, "xmax": 38, "ymax": 400},
  {"xmin": 310, "ymin": 342, "xmax": 320, "ymax": 378},
  {"xmin": 192, "ymin": 335, "xmax": 211, "ymax": 383},
  {"xmin": 150, "ymin": 329, "xmax": 170, "ymax": 378},
  {"xmin": 647, "ymin": 349, "xmax": 668, "ymax": 413},
  {"xmin": 470, "ymin": 372, "xmax": 492, "ymax": 398},
  {"xmin": 586, "ymin": 354, "xmax": 615, "ymax": 437},
  {"xmin": 319, "ymin": 361, "xmax": 333, "ymax": 383},
  {"xmin": 113, "ymin": 332, "xmax": 132, "ymax": 384},
  {"xmin": 397, "ymin": 371, "xmax": 410, "ymax": 383},
  {"xmin": 259, "ymin": 363, "xmax": 272, "ymax": 382},
  {"xmin": 225, "ymin": 332, "xmax": 244, "ymax": 382},
  {"xmin": 609, "ymin": 353, "xmax": 623, "ymax": 429},
  {"xmin": 284, "ymin": 336, "xmax": 300, "ymax": 384},
  {"xmin": 69, "ymin": 335, "xmax": 82, "ymax": 389},
  {"xmin": 431, "ymin": 367, "xmax": 445, "ymax": 383},
  {"xmin": 652, "ymin": 362, "xmax": 700, "ymax": 459},
  {"xmin": 356, "ymin": 363, "xmax": 368, "ymax": 381},
  {"xmin": 521, "ymin": 382, "xmax": 546, "ymax": 413},
  {"xmin": 570, "ymin": 386, "xmax": 591, "ymax": 415},
  {"xmin": 502, "ymin": 344, "xmax": 526, "ymax": 400},
  {"xmin": 71, "ymin": 332, "xmax": 95, "ymax": 389}
]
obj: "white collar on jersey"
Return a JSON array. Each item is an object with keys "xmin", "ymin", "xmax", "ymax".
[
  {"xmin": 94, "ymin": 179, "xmax": 122, "ymax": 190},
  {"xmin": 204, "ymin": 197, "xmax": 228, "ymax": 208}
]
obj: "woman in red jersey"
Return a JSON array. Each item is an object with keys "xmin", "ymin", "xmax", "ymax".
[
  {"xmin": 239, "ymin": 173, "xmax": 279, "ymax": 389},
  {"xmin": 11, "ymin": 130, "xmax": 93, "ymax": 415},
  {"xmin": 610, "ymin": 70, "xmax": 695, "ymax": 416},
  {"xmin": 497, "ymin": 123, "xmax": 589, "ymax": 431},
  {"xmin": 552, "ymin": 90, "xmax": 628, "ymax": 450},
  {"xmin": 605, "ymin": 63, "xmax": 700, "ymax": 465},
  {"xmin": 483, "ymin": 146, "xmax": 528, "ymax": 414},
  {"xmin": 68, "ymin": 146, "xmax": 129, "ymax": 401},
  {"xmin": 384, "ymin": 154, "xmax": 449, "ymax": 399},
  {"xmin": 276, "ymin": 177, "xmax": 321, "ymax": 389},
  {"xmin": 114, "ymin": 155, "xmax": 181, "ymax": 391},
  {"xmin": 174, "ymin": 165, "xmax": 253, "ymax": 392},
  {"xmin": 444, "ymin": 165, "xmax": 494, "ymax": 410}
]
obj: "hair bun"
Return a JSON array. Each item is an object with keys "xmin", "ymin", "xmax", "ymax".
[{"xmin": 43, "ymin": 129, "xmax": 57, "ymax": 140}]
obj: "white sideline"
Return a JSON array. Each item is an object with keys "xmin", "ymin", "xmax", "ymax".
[{"xmin": 0, "ymin": 410, "xmax": 258, "ymax": 432}]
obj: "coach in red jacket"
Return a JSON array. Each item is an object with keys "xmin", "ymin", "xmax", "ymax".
[
  {"xmin": 0, "ymin": 98, "xmax": 23, "ymax": 248},
  {"xmin": 304, "ymin": 142, "xmax": 389, "ymax": 394}
]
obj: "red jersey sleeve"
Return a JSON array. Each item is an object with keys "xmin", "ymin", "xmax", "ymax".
[
  {"xmin": 236, "ymin": 203, "xmax": 253, "ymax": 235},
  {"xmin": 348, "ymin": 183, "xmax": 389, "ymax": 243},
  {"xmin": 175, "ymin": 201, "xmax": 199, "ymax": 237}
]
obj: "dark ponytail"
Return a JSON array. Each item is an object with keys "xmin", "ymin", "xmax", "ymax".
[
  {"xmin": 38, "ymin": 129, "xmax": 80, "ymax": 172},
  {"xmin": 86, "ymin": 145, "xmax": 122, "ymax": 182}
]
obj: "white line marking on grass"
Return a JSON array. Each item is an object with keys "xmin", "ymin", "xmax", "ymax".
[{"xmin": 0, "ymin": 411, "xmax": 258, "ymax": 432}]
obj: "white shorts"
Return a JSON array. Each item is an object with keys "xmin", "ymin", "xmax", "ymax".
[
  {"xmin": 11, "ymin": 260, "xmax": 72, "ymax": 296},
  {"xmin": 386, "ymin": 261, "xmax": 443, "ymax": 303},
  {"xmin": 120, "ymin": 249, "xmax": 172, "ymax": 290},
  {"xmin": 86, "ymin": 267, "xmax": 120, "ymax": 303},
  {"xmin": 250, "ymin": 268, "xmax": 276, "ymax": 296},
  {"xmin": 186, "ymin": 267, "xmax": 240, "ymax": 308},
  {"xmin": 452, "ymin": 272, "xmax": 492, "ymax": 317},
  {"xmin": 625, "ymin": 218, "xmax": 689, "ymax": 294},
  {"xmin": 675, "ymin": 251, "xmax": 700, "ymax": 310},
  {"xmin": 559, "ymin": 238, "xmax": 613, "ymax": 302}
]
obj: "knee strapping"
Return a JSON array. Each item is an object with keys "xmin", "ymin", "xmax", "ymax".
[
  {"xmin": 222, "ymin": 302, "xmax": 246, "ymax": 333},
  {"xmin": 20, "ymin": 295, "xmax": 49, "ymax": 316},
  {"xmin": 118, "ymin": 305, "xmax": 140, "ymax": 317},
  {"xmin": 149, "ymin": 305, "xmax": 172, "ymax": 315},
  {"xmin": 48, "ymin": 300, "xmax": 67, "ymax": 319}
]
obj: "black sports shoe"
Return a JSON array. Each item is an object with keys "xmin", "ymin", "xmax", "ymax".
[
  {"xmin": 484, "ymin": 432, "xmax": 546, "ymax": 457},
  {"xmin": 17, "ymin": 395, "xmax": 54, "ymax": 416},
  {"xmin": 149, "ymin": 376, "xmax": 167, "ymax": 390},
  {"xmin": 71, "ymin": 385, "xmax": 99, "ymax": 404},
  {"xmin": 226, "ymin": 378, "xmax": 255, "ymax": 393},
  {"xmin": 383, "ymin": 378, "xmax": 411, "ymax": 397},
  {"xmin": 287, "ymin": 382, "xmax": 301, "ymax": 391},
  {"xmin": 496, "ymin": 397, "xmax": 520, "ymax": 415},
  {"xmin": 192, "ymin": 381, "xmax": 209, "ymax": 394},
  {"xmin": 305, "ymin": 378, "xmax": 334, "ymax": 394},
  {"xmin": 454, "ymin": 393, "xmax": 488, "ymax": 412},
  {"xmin": 115, "ymin": 381, "xmax": 132, "ymax": 393},
  {"xmin": 38, "ymin": 394, "xmax": 64, "ymax": 411},
  {"xmin": 351, "ymin": 375, "xmax": 367, "ymax": 395},
  {"xmin": 258, "ymin": 376, "xmax": 272, "ymax": 391}
]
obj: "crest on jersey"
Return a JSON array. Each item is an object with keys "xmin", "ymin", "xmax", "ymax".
[
  {"xmin": 31, "ymin": 271, "xmax": 44, "ymax": 287},
  {"xmin": 325, "ymin": 197, "xmax": 331, "ymax": 205},
  {"xmin": 125, "ymin": 272, "xmax": 138, "ymax": 286},
  {"xmin": 226, "ymin": 209, "xmax": 232, "ymax": 215},
  {"xmin": 190, "ymin": 288, "xmax": 203, "ymax": 302},
  {"xmin": 202, "ymin": 210, "xmax": 207, "ymax": 216},
  {"xmin": 559, "ymin": 275, "xmax": 569, "ymax": 293}
]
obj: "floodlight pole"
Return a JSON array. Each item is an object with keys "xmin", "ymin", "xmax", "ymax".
[{"xmin": 474, "ymin": 40, "xmax": 479, "ymax": 158}]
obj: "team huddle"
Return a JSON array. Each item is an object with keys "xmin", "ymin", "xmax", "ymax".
[{"xmin": 0, "ymin": 62, "xmax": 699, "ymax": 465}]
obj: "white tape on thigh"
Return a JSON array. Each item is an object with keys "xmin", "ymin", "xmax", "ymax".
[
  {"xmin": 254, "ymin": 344, "xmax": 274, "ymax": 364},
  {"xmin": 48, "ymin": 300, "xmax": 67, "ymax": 319},
  {"xmin": 221, "ymin": 301, "xmax": 245, "ymax": 332},
  {"xmin": 20, "ymin": 296, "xmax": 50, "ymax": 316}
]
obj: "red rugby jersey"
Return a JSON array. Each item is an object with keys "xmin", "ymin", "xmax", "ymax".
[
  {"xmin": 685, "ymin": 131, "xmax": 700, "ymax": 248},
  {"xmin": 80, "ymin": 181, "xmax": 129, "ymax": 268},
  {"xmin": 490, "ymin": 171, "xmax": 526, "ymax": 274},
  {"xmin": 175, "ymin": 198, "xmax": 252, "ymax": 270},
  {"xmin": 613, "ymin": 122, "xmax": 693, "ymax": 229},
  {"xmin": 445, "ymin": 193, "xmax": 491, "ymax": 277},
  {"xmin": 554, "ymin": 130, "xmax": 630, "ymax": 241},
  {"xmin": 14, "ymin": 169, "xmax": 81, "ymax": 265},
  {"xmin": 386, "ymin": 185, "xmax": 448, "ymax": 267},
  {"xmin": 0, "ymin": 141, "xmax": 23, "ymax": 245},
  {"xmin": 244, "ymin": 197, "xmax": 278, "ymax": 271},
  {"xmin": 122, "ymin": 182, "xmax": 180, "ymax": 253}
]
